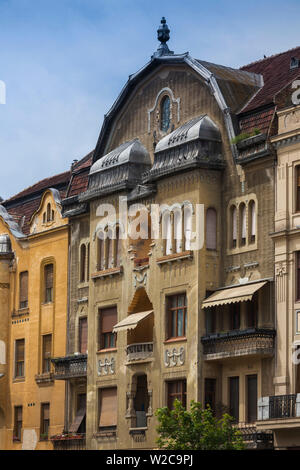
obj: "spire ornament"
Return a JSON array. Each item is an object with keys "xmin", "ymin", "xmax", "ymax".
[{"xmin": 152, "ymin": 17, "xmax": 174, "ymax": 58}]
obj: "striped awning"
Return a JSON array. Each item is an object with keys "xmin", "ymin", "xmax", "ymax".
[
  {"xmin": 202, "ymin": 281, "xmax": 267, "ymax": 309},
  {"xmin": 113, "ymin": 310, "xmax": 153, "ymax": 332}
]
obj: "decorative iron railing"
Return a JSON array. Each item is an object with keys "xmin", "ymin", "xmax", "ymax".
[
  {"xmin": 269, "ymin": 394, "xmax": 296, "ymax": 419},
  {"xmin": 51, "ymin": 354, "xmax": 87, "ymax": 380},
  {"xmin": 237, "ymin": 422, "xmax": 273, "ymax": 444},
  {"xmin": 51, "ymin": 434, "xmax": 86, "ymax": 450},
  {"xmin": 201, "ymin": 328, "xmax": 276, "ymax": 359},
  {"xmin": 126, "ymin": 342, "xmax": 153, "ymax": 362}
]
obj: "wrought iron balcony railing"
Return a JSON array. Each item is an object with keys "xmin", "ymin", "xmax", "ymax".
[
  {"xmin": 201, "ymin": 328, "xmax": 276, "ymax": 360},
  {"xmin": 51, "ymin": 354, "xmax": 87, "ymax": 380},
  {"xmin": 258, "ymin": 394, "xmax": 300, "ymax": 420},
  {"xmin": 126, "ymin": 342, "xmax": 153, "ymax": 362},
  {"xmin": 51, "ymin": 433, "xmax": 86, "ymax": 450}
]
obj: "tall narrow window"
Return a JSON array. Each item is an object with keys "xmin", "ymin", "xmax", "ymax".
[
  {"xmin": 162, "ymin": 212, "xmax": 172, "ymax": 255},
  {"xmin": 206, "ymin": 208, "xmax": 217, "ymax": 250},
  {"xmin": 40, "ymin": 403, "xmax": 50, "ymax": 440},
  {"xmin": 297, "ymin": 252, "xmax": 300, "ymax": 301},
  {"xmin": 46, "ymin": 203, "xmax": 51, "ymax": 222},
  {"xmin": 69, "ymin": 393, "xmax": 86, "ymax": 434},
  {"xmin": 247, "ymin": 294, "xmax": 258, "ymax": 328},
  {"xmin": 107, "ymin": 229, "xmax": 113, "ymax": 269},
  {"xmin": 204, "ymin": 378, "xmax": 216, "ymax": 414},
  {"xmin": 19, "ymin": 271, "xmax": 28, "ymax": 309},
  {"xmin": 80, "ymin": 244, "xmax": 86, "ymax": 283},
  {"xmin": 296, "ymin": 166, "xmax": 300, "ymax": 212},
  {"xmin": 115, "ymin": 227, "xmax": 121, "ymax": 267},
  {"xmin": 14, "ymin": 406, "xmax": 22, "ymax": 441},
  {"xmin": 160, "ymin": 95, "xmax": 170, "ymax": 132},
  {"xmin": 98, "ymin": 236, "xmax": 105, "ymax": 271},
  {"xmin": 79, "ymin": 317, "xmax": 88, "ymax": 354},
  {"xmin": 42, "ymin": 334, "xmax": 52, "ymax": 373},
  {"xmin": 87, "ymin": 243, "xmax": 90, "ymax": 281},
  {"xmin": 15, "ymin": 339, "xmax": 25, "ymax": 378},
  {"xmin": 174, "ymin": 209, "xmax": 183, "ymax": 253},
  {"xmin": 99, "ymin": 388, "xmax": 117, "ymax": 429},
  {"xmin": 249, "ymin": 200, "xmax": 256, "ymax": 244},
  {"xmin": 229, "ymin": 377, "xmax": 239, "ymax": 423},
  {"xmin": 247, "ymin": 375, "xmax": 257, "ymax": 423},
  {"xmin": 167, "ymin": 294, "xmax": 187, "ymax": 339},
  {"xmin": 44, "ymin": 264, "xmax": 53, "ymax": 303},
  {"xmin": 205, "ymin": 307, "xmax": 216, "ymax": 335},
  {"xmin": 240, "ymin": 203, "xmax": 246, "ymax": 246},
  {"xmin": 99, "ymin": 307, "xmax": 117, "ymax": 350},
  {"xmin": 184, "ymin": 205, "xmax": 192, "ymax": 251},
  {"xmin": 231, "ymin": 206, "xmax": 237, "ymax": 248},
  {"xmin": 230, "ymin": 304, "xmax": 240, "ymax": 330},
  {"xmin": 167, "ymin": 380, "xmax": 187, "ymax": 410}
]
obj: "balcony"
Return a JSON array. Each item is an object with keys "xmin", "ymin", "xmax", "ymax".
[
  {"xmin": 51, "ymin": 433, "xmax": 86, "ymax": 450},
  {"xmin": 201, "ymin": 328, "xmax": 276, "ymax": 361},
  {"xmin": 126, "ymin": 342, "xmax": 153, "ymax": 362},
  {"xmin": 258, "ymin": 394, "xmax": 300, "ymax": 421},
  {"xmin": 51, "ymin": 354, "xmax": 87, "ymax": 380}
]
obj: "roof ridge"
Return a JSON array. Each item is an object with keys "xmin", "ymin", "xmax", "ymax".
[
  {"xmin": 240, "ymin": 45, "xmax": 300, "ymax": 69},
  {"xmin": 4, "ymin": 170, "xmax": 70, "ymax": 203}
]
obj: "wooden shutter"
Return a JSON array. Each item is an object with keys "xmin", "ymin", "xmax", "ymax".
[
  {"xmin": 99, "ymin": 388, "xmax": 117, "ymax": 427},
  {"xmin": 206, "ymin": 208, "xmax": 217, "ymax": 250},
  {"xmin": 16, "ymin": 406, "xmax": 22, "ymax": 421},
  {"xmin": 42, "ymin": 403, "xmax": 50, "ymax": 420},
  {"xmin": 16, "ymin": 339, "xmax": 24, "ymax": 361},
  {"xmin": 101, "ymin": 308, "xmax": 117, "ymax": 334},
  {"xmin": 69, "ymin": 408, "xmax": 86, "ymax": 433},
  {"xmin": 79, "ymin": 317, "xmax": 88, "ymax": 353},
  {"xmin": 19, "ymin": 272, "xmax": 28, "ymax": 305},
  {"xmin": 45, "ymin": 264, "xmax": 53, "ymax": 288}
]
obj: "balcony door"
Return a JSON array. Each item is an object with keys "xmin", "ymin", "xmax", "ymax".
[
  {"xmin": 247, "ymin": 374, "xmax": 257, "ymax": 423},
  {"xmin": 229, "ymin": 377, "xmax": 239, "ymax": 423}
]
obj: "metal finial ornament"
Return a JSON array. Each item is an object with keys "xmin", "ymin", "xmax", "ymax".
[
  {"xmin": 157, "ymin": 17, "xmax": 170, "ymax": 45},
  {"xmin": 152, "ymin": 17, "xmax": 174, "ymax": 58}
]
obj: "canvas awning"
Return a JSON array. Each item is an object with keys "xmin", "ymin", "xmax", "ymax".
[
  {"xmin": 113, "ymin": 310, "xmax": 153, "ymax": 333},
  {"xmin": 202, "ymin": 281, "xmax": 267, "ymax": 309}
]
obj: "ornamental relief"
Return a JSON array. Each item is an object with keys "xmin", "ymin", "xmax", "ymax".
[
  {"xmin": 98, "ymin": 357, "xmax": 115, "ymax": 376},
  {"xmin": 164, "ymin": 347, "xmax": 185, "ymax": 367}
]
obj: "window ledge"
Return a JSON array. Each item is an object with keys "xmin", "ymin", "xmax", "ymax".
[
  {"xmin": 95, "ymin": 428, "xmax": 117, "ymax": 438},
  {"xmin": 12, "ymin": 377, "xmax": 25, "ymax": 383},
  {"xmin": 92, "ymin": 266, "xmax": 123, "ymax": 280},
  {"xmin": 35, "ymin": 372, "xmax": 54, "ymax": 386},
  {"xmin": 129, "ymin": 427, "xmax": 147, "ymax": 435},
  {"xmin": 97, "ymin": 348, "xmax": 117, "ymax": 354},
  {"xmin": 164, "ymin": 337, "xmax": 187, "ymax": 344},
  {"xmin": 157, "ymin": 251, "xmax": 193, "ymax": 265},
  {"xmin": 12, "ymin": 308, "xmax": 30, "ymax": 318}
]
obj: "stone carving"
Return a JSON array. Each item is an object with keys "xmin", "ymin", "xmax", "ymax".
[
  {"xmin": 133, "ymin": 271, "xmax": 147, "ymax": 288},
  {"xmin": 164, "ymin": 347, "xmax": 185, "ymax": 367},
  {"xmin": 98, "ymin": 357, "xmax": 115, "ymax": 376},
  {"xmin": 276, "ymin": 262, "xmax": 287, "ymax": 277}
]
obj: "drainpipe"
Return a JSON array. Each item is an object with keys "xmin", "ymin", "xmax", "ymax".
[{"xmin": 64, "ymin": 225, "xmax": 71, "ymax": 432}]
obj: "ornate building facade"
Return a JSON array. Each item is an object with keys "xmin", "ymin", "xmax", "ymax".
[{"xmin": 1, "ymin": 18, "xmax": 300, "ymax": 450}]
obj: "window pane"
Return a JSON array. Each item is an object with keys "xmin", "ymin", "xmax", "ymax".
[
  {"xmin": 171, "ymin": 311, "xmax": 177, "ymax": 337},
  {"xmin": 177, "ymin": 309, "xmax": 184, "ymax": 336}
]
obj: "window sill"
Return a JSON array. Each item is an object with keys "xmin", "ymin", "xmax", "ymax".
[
  {"xmin": 41, "ymin": 302, "xmax": 54, "ymax": 306},
  {"xmin": 129, "ymin": 427, "xmax": 147, "ymax": 435},
  {"xmin": 97, "ymin": 348, "xmax": 117, "ymax": 354},
  {"xmin": 12, "ymin": 308, "xmax": 30, "ymax": 318},
  {"xmin": 12, "ymin": 377, "xmax": 25, "ymax": 383},
  {"xmin": 91, "ymin": 266, "xmax": 123, "ymax": 280},
  {"xmin": 95, "ymin": 427, "xmax": 117, "ymax": 438},
  {"xmin": 157, "ymin": 251, "xmax": 193, "ymax": 265},
  {"xmin": 164, "ymin": 337, "xmax": 187, "ymax": 344},
  {"xmin": 35, "ymin": 372, "xmax": 54, "ymax": 386}
]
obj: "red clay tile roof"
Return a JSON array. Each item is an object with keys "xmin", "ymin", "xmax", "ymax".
[
  {"xmin": 7, "ymin": 199, "xmax": 42, "ymax": 235},
  {"xmin": 240, "ymin": 46, "xmax": 300, "ymax": 112},
  {"xmin": 66, "ymin": 150, "xmax": 93, "ymax": 198},
  {"xmin": 239, "ymin": 107, "xmax": 275, "ymax": 135}
]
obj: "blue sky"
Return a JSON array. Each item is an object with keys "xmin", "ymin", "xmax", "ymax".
[{"xmin": 0, "ymin": 0, "xmax": 299, "ymax": 200}]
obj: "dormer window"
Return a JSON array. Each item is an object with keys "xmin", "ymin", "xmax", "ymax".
[
  {"xmin": 290, "ymin": 57, "xmax": 299, "ymax": 70},
  {"xmin": 160, "ymin": 95, "xmax": 170, "ymax": 132}
]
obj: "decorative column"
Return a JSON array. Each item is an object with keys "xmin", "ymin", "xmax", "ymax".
[
  {"xmin": 126, "ymin": 391, "xmax": 136, "ymax": 418},
  {"xmin": 147, "ymin": 390, "xmax": 153, "ymax": 416}
]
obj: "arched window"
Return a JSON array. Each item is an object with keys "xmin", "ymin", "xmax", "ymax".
[
  {"xmin": 97, "ymin": 233, "xmax": 105, "ymax": 271},
  {"xmin": 160, "ymin": 95, "xmax": 170, "ymax": 132},
  {"xmin": 206, "ymin": 208, "xmax": 217, "ymax": 250},
  {"xmin": 87, "ymin": 243, "xmax": 90, "ymax": 281},
  {"xmin": 80, "ymin": 244, "xmax": 86, "ymax": 282},
  {"xmin": 230, "ymin": 206, "xmax": 237, "ymax": 248},
  {"xmin": 239, "ymin": 203, "xmax": 246, "ymax": 246},
  {"xmin": 107, "ymin": 228, "xmax": 113, "ymax": 269},
  {"xmin": 162, "ymin": 212, "xmax": 172, "ymax": 255},
  {"xmin": 249, "ymin": 201, "xmax": 256, "ymax": 244},
  {"xmin": 115, "ymin": 226, "xmax": 121, "ymax": 267}
]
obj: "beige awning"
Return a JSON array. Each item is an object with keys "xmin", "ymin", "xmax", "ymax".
[
  {"xmin": 202, "ymin": 281, "xmax": 267, "ymax": 309},
  {"xmin": 113, "ymin": 310, "xmax": 153, "ymax": 333}
]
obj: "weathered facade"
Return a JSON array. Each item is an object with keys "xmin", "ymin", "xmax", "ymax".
[{"xmin": 0, "ymin": 175, "xmax": 70, "ymax": 450}]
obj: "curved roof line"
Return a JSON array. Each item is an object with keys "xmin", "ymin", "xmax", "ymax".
[
  {"xmin": 0, "ymin": 204, "xmax": 25, "ymax": 239},
  {"xmin": 29, "ymin": 188, "xmax": 62, "ymax": 226},
  {"xmin": 93, "ymin": 53, "xmax": 245, "ymax": 162}
]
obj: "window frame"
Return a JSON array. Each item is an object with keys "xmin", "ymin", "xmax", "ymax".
[
  {"xmin": 44, "ymin": 263, "xmax": 54, "ymax": 304},
  {"xmin": 98, "ymin": 307, "xmax": 117, "ymax": 351},
  {"xmin": 40, "ymin": 403, "xmax": 50, "ymax": 441},
  {"xmin": 42, "ymin": 334, "xmax": 52, "ymax": 373},
  {"xmin": 14, "ymin": 339, "xmax": 25, "ymax": 379},
  {"xmin": 167, "ymin": 379, "xmax": 187, "ymax": 410},
  {"xmin": 13, "ymin": 406, "xmax": 23, "ymax": 442},
  {"xmin": 19, "ymin": 271, "xmax": 28, "ymax": 309},
  {"xmin": 166, "ymin": 293, "xmax": 187, "ymax": 340}
]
